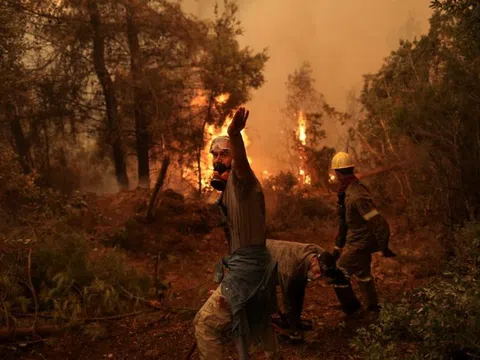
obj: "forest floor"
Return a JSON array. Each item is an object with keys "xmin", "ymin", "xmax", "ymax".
[{"xmin": 2, "ymin": 188, "xmax": 446, "ymax": 360}]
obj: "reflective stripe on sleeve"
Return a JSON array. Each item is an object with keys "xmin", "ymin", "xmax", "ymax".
[{"xmin": 363, "ymin": 209, "xmax": 379, "ymax": 221}]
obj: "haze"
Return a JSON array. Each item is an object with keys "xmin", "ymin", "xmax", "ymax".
[{"xmin": 181, "ymin": 0, "xmax": 433, "ymax": 174}]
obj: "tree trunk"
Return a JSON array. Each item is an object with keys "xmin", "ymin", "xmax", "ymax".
[
  {"xmin": 42, "ymin": 122, "xmax": 50, "ymax": 171},
  {"xmin": 7, "ymin": 104, "xmax": 32, "ymax": 174},
  {"xmin": 87, "ymin": 0, "xmax": 129, "ymax": 189},
  {"xmin": 126, "ymin": 1, "xmax": 150, "ymax": 188},
  {"xmin": 146, "ymin": 155, "xmax": 170, "ymax": 222}
]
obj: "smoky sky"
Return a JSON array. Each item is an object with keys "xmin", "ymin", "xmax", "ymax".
[{"xmin": 181, "ymin": 0, "xmax": 432, "ymax": 174}]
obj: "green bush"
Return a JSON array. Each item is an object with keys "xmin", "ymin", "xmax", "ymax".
[
  {"xmin": 351, "ymin": 222, "xmax": 480, "ymax": 360},
  {"xmin": 0, "ymin": 225, "xmax": 151, "ymax": 326}
]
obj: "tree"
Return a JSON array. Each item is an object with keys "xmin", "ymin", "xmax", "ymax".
[
  {"xmin": 0, "ymin": 0, "xmax": 267, "ymax": 195},
  {"xmin": 189, "ymin": 0, "xmax": 268, "ymax": 194},
  {"xmin": 87, "ymin": 0, "xmax": 129, "ymax": 189},
  {"xmin": 125, "ymin": 0, "xmax": 150, "ymax": 188},
  {"xmin": 357, "ymin": 6, "xmax": 480, "ymax": 229},
  {"xmin": 283, "ymin": 62, "xmax": 339, "ymax": 190},
  {"xmin": 0, "ymin": 2, "xmax": 33, "ymax": 174}
]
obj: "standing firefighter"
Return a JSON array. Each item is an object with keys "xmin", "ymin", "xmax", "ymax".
[
  {"xmin": 266, "ymin": 239, "xmax": 324, "ymax": 338},
  {"xmin": 329, "ymin": 152, "xmax": 396, "ymax": 314},
  {"xmin": 193, "ymin": 108, "xmax": 280, "ymax": 360}
]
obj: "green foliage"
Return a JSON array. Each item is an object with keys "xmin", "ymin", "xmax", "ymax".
[
  {"xmin": 0, "ymin": 225, "xmax": 151, "ymax": 326},
  {"xmin": 451, "ymin": 221, "xmax": 480, "ymax": 275},
  {"xmin": 352, "ymin": 4, "xmax": 480, "ymax": 230},
  {"xmin": 351, "ymin": 222, "xmax": 480, "ymax": 360}
]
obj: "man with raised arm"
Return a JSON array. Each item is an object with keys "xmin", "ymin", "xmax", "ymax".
[{"xmin": 193, "ymin": 108, "xmax": 280, "ymax": 360}]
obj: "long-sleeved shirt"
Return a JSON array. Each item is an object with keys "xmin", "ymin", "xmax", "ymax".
[
  {"xmin": 217, "ymin": 165, "xmax": 277, "ymax": 342},
  {"xmin": 266, "ymin": 239, "xmax": 323, "ymax": 323},
  {"xmin": 339, "ymin": 180, "xmax": 390, "ymax": 252}
]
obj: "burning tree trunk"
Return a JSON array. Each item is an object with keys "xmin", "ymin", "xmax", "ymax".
[
  {"xmin": 88, "ymin": 0, "xmax": 129, "ymax": 189},
  {"xmin": 126, "ymin": 1, "xmax": 150, "ymax": 188}
]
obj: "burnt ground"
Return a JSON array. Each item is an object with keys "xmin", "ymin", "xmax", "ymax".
[{"xmin": 2, "ymin": 189, "xmax": 446, "ymax": 360}]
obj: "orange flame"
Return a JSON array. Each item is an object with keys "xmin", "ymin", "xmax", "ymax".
[
  {"xmin": 297, "ymin": 112, "xmax": 310, "ymax": 185},
  {"xmin": 190, "ymin": 92, "xmax": 230, "ymax": 107},
  {"xmin": 298, "ymin": 111, "xmax": 307, "ymax": 146},
  {"xmin": 215, "ymin": 93, "xmax": 230, "ymax": 104},
  {"xmin": 182, "ymin": 110, "xmax": 251, "ymax": 192}
]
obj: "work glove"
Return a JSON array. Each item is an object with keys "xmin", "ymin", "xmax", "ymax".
[{"xmin": 382, "ymin": 248, "xmax": 397, "ymax": 258}]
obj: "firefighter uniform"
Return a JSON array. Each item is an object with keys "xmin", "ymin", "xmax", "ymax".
[{"xmin": 334, "ymin": 179, "xmax": 390, "ymax": 312}]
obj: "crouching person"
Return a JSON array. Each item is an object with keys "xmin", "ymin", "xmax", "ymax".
[
  {"xmin": 193, "ymin": 108, "xmax": 281, "ymax": 360},
  {"xmin": 266, "ymin": 239, "xmax": 325, "ymax": 340}
]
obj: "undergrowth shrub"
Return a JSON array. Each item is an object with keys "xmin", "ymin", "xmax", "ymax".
[
  {"xmin": 263, "ymin": 171, "xmax": 335, "ymax": 234},
  {"xmin": 0, "ymin": 225, "xmax": 151, "ymax": 326},
  {"xmin": 351, "ymin": 221, "xmax": 480, "ymax": 360}
]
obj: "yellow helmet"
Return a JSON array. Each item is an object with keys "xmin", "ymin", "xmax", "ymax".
[{"xmin": 331, "ymin": 151, "xmax": 354, "ymax": 170}]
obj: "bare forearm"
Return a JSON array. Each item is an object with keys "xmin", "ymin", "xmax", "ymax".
[{"xmin": 229, "ymin": 132, "xmax": 251, "ymax": 178}]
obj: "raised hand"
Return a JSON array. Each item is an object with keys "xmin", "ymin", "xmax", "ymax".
[{"xmin": 228, "ymin": 107, "xmax": 249, "ymax": 136}]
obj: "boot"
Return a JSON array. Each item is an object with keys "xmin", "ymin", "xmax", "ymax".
[
  {"xmin": 358, "ymin": 279, "xmax": 379, "ymax": 311},
  {"xmin": 333, "ymin": 284, "xmax": 361, "ymax": 314}
]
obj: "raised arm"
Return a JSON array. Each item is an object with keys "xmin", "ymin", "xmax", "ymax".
[{"xmin": 227, "ymin": 107, "xmax": 253, "ymax": 180}]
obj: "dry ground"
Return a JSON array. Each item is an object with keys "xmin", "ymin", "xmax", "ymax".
[{"xmin": 1, "ymin": 189, "xmax": 445, "ymax": 360}]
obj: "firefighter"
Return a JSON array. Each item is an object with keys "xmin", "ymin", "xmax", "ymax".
[
  {"xmin": 266, "ymin": 239, "xmax": 324, "ymax": 338},
  {"xmin": 329, "ymin": 151, "xmax": 396, "ymax": 315},
  {"xmin": 193, "ymin": 108, "xmax": 280, "ymax": 360}
]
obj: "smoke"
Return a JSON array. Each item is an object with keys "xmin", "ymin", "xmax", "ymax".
[{"xmin": 181, "ymin": 0, "xmax": 432, "ymax": 174}]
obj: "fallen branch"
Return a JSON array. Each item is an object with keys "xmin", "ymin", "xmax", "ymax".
[
  {"xmin": 0, "ymin": 310, "xmax": 164, "ymax": 340},
  {"xmin": 13, "ymin": 310, "xmax": 158, "ymax": 323},
  {"xmin": 0, "ymin": 325, "xmax": 63, "ymax": 340},
  {"xmin": 175, "ymin": 280, "xmax": 211, "ymax": 298},
  {"xmin": 5, "ymin": 338, "xmax": 47, "ymax": 347},
  {"xmin": 168, "ymin": 307, "xmax": 200, "ymax": 313},
  {"xmin": 120, "ymin": 286, "xmax": 162, "ymax": 310},
  {"xmin": 85, "ymin": 310, "xmax": 153, "ymax": 322}
]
